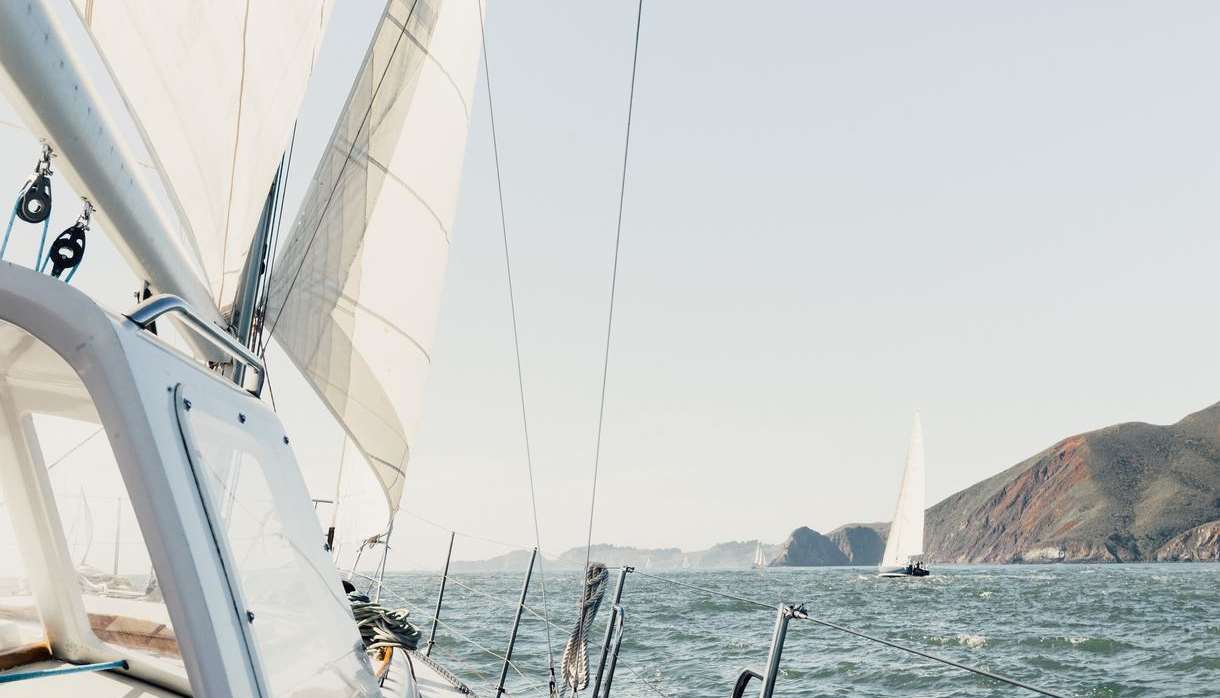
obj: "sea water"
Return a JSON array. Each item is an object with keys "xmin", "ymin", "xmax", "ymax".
[{"xmin": 381, "ymin": 564, "xmax": 1219, "ymax": 697}]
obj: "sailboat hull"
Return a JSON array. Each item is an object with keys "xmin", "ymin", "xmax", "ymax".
[{"xmin": 878, "ymin": 567, "xmax": 930, "ymax": 578}]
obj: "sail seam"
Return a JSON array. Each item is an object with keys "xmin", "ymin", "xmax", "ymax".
[
  {"xmin": 217, "ymin": 0, "xmax": 254, "ymax": 309},
  {"xmin": 364, "ymin": 154, "xmax": 451, "ymax": 243},
  {"xmin": 385, "ymin": 14, "xmax": 472, "ymax": 120}
]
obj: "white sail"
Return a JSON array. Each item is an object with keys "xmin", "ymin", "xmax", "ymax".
[
  {"xmin": 753, "ymin": 542, "xmax": 766, "ymax": 567},
  {"xmin": 265, "ymin": 0, "xmax": 482, "ymax": 531},
  {"xmin": 69, "ymin": 0, "xmax": 332, "ymax": 304},
  {"xmin": 880, "ymin": 413, "xmax": 926, "ymax": 571}
]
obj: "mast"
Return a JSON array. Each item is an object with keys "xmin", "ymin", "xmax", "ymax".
[{"xmin": 231, "ymin": 170, "xmax": 280, "ymax": 351}]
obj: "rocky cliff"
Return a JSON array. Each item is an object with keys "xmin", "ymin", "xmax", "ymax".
[
  {"xmin": 1152, "ymin": 520, "xmax": 1220, "ymax": 561},
  {"xmin": 769, "ymin": 527, "xmax": 850, "ymax": 566},
  {"xmin": 775, "ymin": 401, "xmax": 1220, "ymax": 566},
  {"xmin": 923, "ymin": 401, "xmax": 1220, "ymax": 563},
  {"xmin": 826, "ymin": 523, "xmax": 888, "ymax": 564}
]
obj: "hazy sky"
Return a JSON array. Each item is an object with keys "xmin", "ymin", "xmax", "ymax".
[{"xmin": 5, "ymin": 2, "xmax": 1220, "ymax": 570}]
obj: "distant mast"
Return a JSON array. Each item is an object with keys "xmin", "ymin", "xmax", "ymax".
[{"xmin": 879, "ymin": 413, "xmax": 926, "ymax": 575}]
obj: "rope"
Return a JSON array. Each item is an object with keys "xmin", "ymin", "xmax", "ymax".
[
  {"xmin": 363, "ymin": 573, "xmax": 541, "ymax": 689},
  {"xmin": 579, "ymin": 0, "xmax": 645, "ymax": 661},
  {"xmin": 795, "ymin": 615, "xmax": 1068, "ymax": 698},
  {"xmin": 475, "ymin": 0, "xmax": 556, "ymax": 686},
  {"xmin": 260, "ymin": 0, "xmax": 422, "ymax": 352},
  {"xmin": 1, "ymin": 193, "xmax": 50, "ymax": 268}
]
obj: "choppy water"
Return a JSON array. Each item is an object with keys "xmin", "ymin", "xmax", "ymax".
[{"xmin": 382, "ymin": 564, "xmax": 1219, "ymax": 697}]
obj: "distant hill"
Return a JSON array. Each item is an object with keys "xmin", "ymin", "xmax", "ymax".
[
  {"xmin": 450, "ymin": 540, "xmax": 782, "ymax": 573},
  {"xmin": 782, "ymin": 401, "xmax": 1220, "ymax": 566},
  {"xmin": 924, "ymin": 401, "xmax": 1220, "ymax": 563},
  {"xmin": 451, "ymin": 402, "xmax": 1220, "ymax": 571}
]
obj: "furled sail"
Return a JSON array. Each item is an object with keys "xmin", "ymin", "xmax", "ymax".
[
  {"xmin": 880, "ymin": 413, "xmax": 926, "ymax": 571},
  {"xmin": 69, "ymin": 0, "xmax": 332, "ymax": 304},
  {"xmin": 264, "ymin": 0, "xmax": 482, "ymax": 527}
]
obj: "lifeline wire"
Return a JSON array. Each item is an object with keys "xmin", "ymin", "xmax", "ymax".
[
  {"xmin": 476, "ymin": 0, "xmax": 557, "ymax": 684},
  {"xmin": 579, "ymin": 0, "xmax": 645, "ymax": 653},
  {"xmin": 796, "ymin": 615, "xmax": 1068, "ymax": 698}
]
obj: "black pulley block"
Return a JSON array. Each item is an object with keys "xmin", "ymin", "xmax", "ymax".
[
  {"xmin": 16, "ymin": 174, "xmax": 52, "ymax": 224},
  {"xmin": 47, "ymin": 223, "xmax": 86, "ymax": 278}
]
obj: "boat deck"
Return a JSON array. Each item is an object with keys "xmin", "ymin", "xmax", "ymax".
[{"xmin": 405, "ymin": 650, "xmax": 474, "ymax": 696}]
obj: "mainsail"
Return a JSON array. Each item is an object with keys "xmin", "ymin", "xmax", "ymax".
[
  {"xmin": 264, "ymin": 0, "xmax": 482, "ymax": 529},
  {"xmin": 880, "ymin": 413, "xmax": 926, "ymax": 571},
  {"xmin": 69, "ymin": 0, "xmax": 333, "ymax": 304}
]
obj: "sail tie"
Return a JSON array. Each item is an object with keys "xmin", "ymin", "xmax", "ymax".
[{"xmin": 1, "ymin": 144, "xmax": 54, "ymax": 267}]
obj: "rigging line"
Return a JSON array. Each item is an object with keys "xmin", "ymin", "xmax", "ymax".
[
  {"xmin": 632, "ymin": 570, "xmax": 777, "ymax": 611},
  {"xmin": 580, "ymin": 0, "xmax": 645, "ymax": 651},
  {"xmin": 796, "ymin": 615, "xmax": 1068, "ymax": 698},
  {"xmin": 396, "ymin": 506, "xmax": 534, "ymax": 551},
  {"xmin": 260, "ymin": 0, "xmax": 423, "ymax": 355},
  {"xmin": 476, "ymin": 0, "xmax": 556, "ymax": 679},
  {"xmin": 255, "ymin": 121, "xmax": 298, "ymax": 356},
  {"xmin": 45, "ymin": 428, "xmax": 105, "ymax": 471}
]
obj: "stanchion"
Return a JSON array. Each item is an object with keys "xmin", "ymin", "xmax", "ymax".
[
  {"xmin": 426, "ymin": 531, "xmax": 455, "ymax": 657},
  {"xmin": 494, "ymin": 547, "xmax": 537, "ymax": 697}
]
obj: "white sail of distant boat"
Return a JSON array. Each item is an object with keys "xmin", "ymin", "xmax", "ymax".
[
  {"xmin": 681, "ymin": 555, "xmax": 691, "ymax": 570},
  {"xmin": 753, "ymin": 541, "xmax": 766, "ymax": 569},
  {"xmin": 879, "ymin": 413, "xmax": 928, "ymax": 577}
]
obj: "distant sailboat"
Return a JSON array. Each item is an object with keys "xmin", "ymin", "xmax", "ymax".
[
  {"xmin": 879, "ymin": 413, "xmax": 929, "ymax": 578},
  {"xmin": 681, "ymin": 555, "xmax": 691, "ymax": 570},
  {"xmin": 753, "ymin": 541, "xmax": 767, "ymax": 569}
]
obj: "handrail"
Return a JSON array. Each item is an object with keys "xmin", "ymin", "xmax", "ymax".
[
  {"xmin": 730, "ymin": 669, "xmax": 762, "ymax": 698},
  {"xmin": 125, "ymin": 294, "xmax": 264, "ymax": 396}
]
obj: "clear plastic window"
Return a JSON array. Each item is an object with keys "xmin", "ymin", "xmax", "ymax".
[
  {"xmin": 180, "ymin": 398, "xmax": 376, "ymax": 695},
  {"xmin": 36, "ymin": 414, "xmax": 183, "ymax": 672}
]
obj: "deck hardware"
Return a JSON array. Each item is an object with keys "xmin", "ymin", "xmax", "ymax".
[
  {"xmin": 494, "ymin": 547, "xmax": 537, "ymax": 697},
  {"xmin": 730, "ymin": 669, "xmax": 764, "ymax": 697},
  {"xmin": 238, "ymin": 413, "xmax": 246, "ymax": 423},
  {"xmin": 16, "ymin": 144, "xmax": 53, "ymax": 225},
  {"xmin": 127, "ymin": 293, "xmax": 266, "ymax": 396},
  {"xmin": 426, "ymin": 531, "xmax": 456, "ymax": 657},
  {"xmin": 757, "ymin": 604, "xmax": 806, "ymax": 697}
]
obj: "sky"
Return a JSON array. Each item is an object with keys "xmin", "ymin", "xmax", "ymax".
[{"xmin": 4, "ymin": 2, "xmax": 1220, "ymax": 570}]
